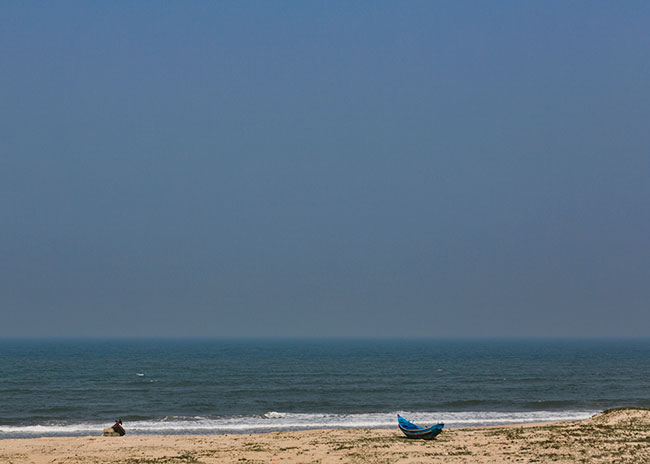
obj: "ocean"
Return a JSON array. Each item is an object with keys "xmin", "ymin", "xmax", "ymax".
[{"xmin": 1, "ymin": 338, "xmax": 649, "ymax": 439}]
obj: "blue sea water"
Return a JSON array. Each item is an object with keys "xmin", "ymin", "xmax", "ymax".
[{"xmin": 1, "ymin": 338, "xmax": 649, "ymax": 438}]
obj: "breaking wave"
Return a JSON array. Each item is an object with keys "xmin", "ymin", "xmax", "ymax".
[{"xmin": 0, "ymin": 410, "xmax": 597, "ymax": 439}]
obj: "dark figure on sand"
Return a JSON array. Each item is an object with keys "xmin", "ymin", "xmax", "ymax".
[{"xmin": 112, "ymin": 419, "xmax": 125, "ymax": 436}]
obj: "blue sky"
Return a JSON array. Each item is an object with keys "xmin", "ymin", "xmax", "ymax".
[{"xmin": 1, "ymin": 1, "xmax": 649, "ymax": 337}]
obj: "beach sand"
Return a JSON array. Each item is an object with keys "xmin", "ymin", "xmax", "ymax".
[{"xmin": 2, "ymin": 408, "xmax": 649, "ymax": 463}]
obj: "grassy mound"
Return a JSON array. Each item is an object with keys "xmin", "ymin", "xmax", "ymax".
[{"xmin": 588, "ymin": 407, "xmax": 650, "ymax": 426}]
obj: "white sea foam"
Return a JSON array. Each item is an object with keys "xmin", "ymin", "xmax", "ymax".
[
  {"xmin": 260, "ymin": 411, "xmax": 287, "ymax": 419},
  {"xmin": 0, "ymin": 410, "xmax": 598, "ymax": 438}
]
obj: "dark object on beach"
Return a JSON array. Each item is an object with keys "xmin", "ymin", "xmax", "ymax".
[
  {"xmin": 112, "ymin": 418, "xmax": 125, "ymax": 436},
  {"xmin": 102, "ymin": 419, "xmax": 125, "ymax": 437},
  {"xmin": 397, "ymin": 414, "xmax": 443, "ymax": 439}
]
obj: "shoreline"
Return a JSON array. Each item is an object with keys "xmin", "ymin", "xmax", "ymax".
[
  {"xmin": 2, "ymin": 408, "xmax": 649, "ymax": 463},
  {"xmin": 0, "ymin": 417, "xmax": 591, "ymax": 441},
  {"xmin": 0, "ymin": 410, "xmax": 600, "ymax": 440},
  {"xmin": 0, "ymin": 419, "xmax": 573, "ymax": 441}
]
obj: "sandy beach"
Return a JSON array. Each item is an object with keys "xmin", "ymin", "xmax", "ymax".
[{"xmin": 2, "ymin": 408, "xmax": 649, "ymax": 463}]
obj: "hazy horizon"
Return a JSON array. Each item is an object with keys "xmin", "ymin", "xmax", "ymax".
[{"xmin": 2, "ymin": 335, "xmax": 650, "ymax": 341}]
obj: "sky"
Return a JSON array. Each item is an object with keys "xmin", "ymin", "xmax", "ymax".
[{"xmin": 1, "ymin": 1, "xmax": 649, "ymax": 338}]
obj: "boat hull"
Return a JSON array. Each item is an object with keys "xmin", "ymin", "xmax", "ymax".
[
  {"xmin": 397, "ymin": 415, "xmax": 444, "ymax": 440},
  {"xmin": 398, "ymin": 424, "xmax": 443, "ymax": 439}
]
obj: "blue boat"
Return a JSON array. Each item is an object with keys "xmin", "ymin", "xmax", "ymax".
[{"xmin": 397, "ymin": 414, "xmax": 444, "ymax": 439}]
